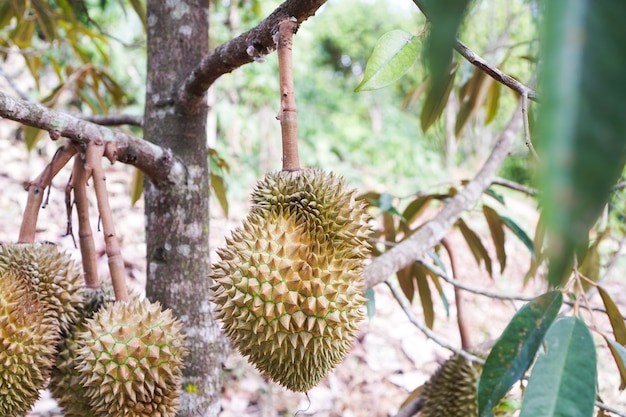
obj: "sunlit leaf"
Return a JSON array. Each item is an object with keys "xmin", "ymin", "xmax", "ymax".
[
  {"xmin": 538, "ymin": 0, "xmax": 626, "ymax": 287},
  {"xmin": 210, "ymin": 173, "xmax": 228, "ymax": 218},
  {"xmin": 355, "ymin": 30, "xmax": 420, "ymax": 92},
  {"xmin": 130, "ymin": 168, "xmax": 143, "ymax": 206},
  {"xmin": 501, "ymin": 215, "xmax": 535, "ymax": 260},
  {"xmin": 519, "ymin": 317, "xmax": 597, "ymax": 417},
  {"xmin": 456, "ymin": 218, "xmax": 493, "ymax": 277},
  {"xmin": 578, "ymin": 236, "xmax": 601, "ymax": 289},
  {"xmin": 605, "ymin": 337, "xmax": 626, "ymax": 390},
  {"xmin": 483, "ymin": 205, "xmax": 507, "ymax": 273},
  {"xmin": 415, "ymin": 263, "xmax": 434, "ymax": 328},
  {"xmin": 598, "ymin": 286, "xmax": 626, "ymax": 345},
  {"xmin": 478, "ymin": 291, "xmax": 563, "ymax": 417},
  {"xmin": 484, "ymin": 78, "xmax": 501, "ymax": 124},
  {"xmin": 420, "ymin": 63, "xmax": 458, "ymax": 132},
  {"xmin": 23, "ymin": 126, "xmax": 46, "ymax": 151}
]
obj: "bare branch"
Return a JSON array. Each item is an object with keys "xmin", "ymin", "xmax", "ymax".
[
  {"xmin": 76, "ymin": 113, "xmax": 144, "ymax": 127},
  {"xmin": 596, "ymin": 401, "xmax": 626, "ymax": 417},
  {"xmin": 0, "ymin": 91, "xmax": 183, "ymax": 188},
  {"xmin": 492, "ymin": 176, "xmax": 538, "ymax": 196},
  {"xmin": 364, "ymin": 103, "xmax": 524, "ymax": 289},
  {"xmin": 180, "ymin": 0, "xmax": 327, "ymax": 98}
]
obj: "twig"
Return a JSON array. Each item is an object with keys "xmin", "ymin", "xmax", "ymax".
[
  {"xmin": 492, "ymin": 176, "xmax": 538, "ymax": 196},
  {"xmin": 364, "ymin": 103, "xmax": 524, "ymax": 289},
  {"xmin": 84, "ymin": 140, "xmax": 128, "ymax": 302},
  {"xmin": 441, "ymin": 238, "xmax": 471, "ymax": 349},
  {"xmin": 385, "ymin": 280, "xmax": 484, "ymax": 365},
  {"xmin": 180, "ymin": 0, "xmax": 326, "ymax": 98},
  {"xmin": 18, "ymin": 141, "xmax": 78, "ymax": 243},
  {"xmin": 70, "ymin": 154, "xmax": 100, "ymax": 289},
  {"xmin": 276, "ymin": 18, "xmax": 300, "ymax": 172},
  {"xmin": 596, "ymin": 401, "xmax": 626, "ymax": 417},
  {"xmin": 611, "ymin": 181, "xmax": 626, "ymax": 191},
  {"xmin": 521, "ymin": 92, "xmax": 539, "ymax": 159},
  {"xmin": 76, "ymin": 113, "xmax": 143, "ymax": 127},
  {"xmin": 0, "ymin": 91, "xmax": 182, "ymax": 188}
]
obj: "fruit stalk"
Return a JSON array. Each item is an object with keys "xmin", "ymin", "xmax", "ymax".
[
  {"xmin": 85, "ymin": 140, "xmax": 128, "ymax": 302},
  {"xmin": 276, "ymin": 18, "xmax": 300, "ymax": 172}
]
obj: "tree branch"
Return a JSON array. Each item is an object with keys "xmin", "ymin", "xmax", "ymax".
[
  {"xmin": 0, "ymin": 91, "xmax": 183, "ymax": 188},
  {"xmin": 75, "ymin": 113, "xmax": 144, "ymax": 127},
  {"xmin": 179, "ymin": 0, "xmax": 327, "ymax": 98},
  {"xmin": 364, "ymin": 103, "xmax": 523, "ymax": 289}
]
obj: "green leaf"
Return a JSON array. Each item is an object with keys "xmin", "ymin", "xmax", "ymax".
[
  {"xmin": 484, "ymin": 187, "xmax": 505, "ymax": 205},
  {"xmin": 606, "ymin": 338, "xmax": 626, "ymax": 390},
  {"xmin": 355, "ymin": 30, "xmax": 420, "ymax": 92},
  {"xmin": 456, "ymin": 218, "xmax": 493, "ymax": 277},
  {"xmin": 598, "ymin": 286, "xmax": 626, "ymax": 345},
  {"xmin": 484, "ymin": 78, "xmax": 501, "ymax": 124},
  {"xmin": 365, "ymin": 287, "xmax": 376, "ymax": 320},
  {"xmin": 210, "ymin": 173, "xmax": 228, "ymax": 218},
  {"xmin": 537, "ymin": 0, "xmax": 626, "ymax": 287},
  {"xmin": 578, "ymin": 237, "xmax": 601, "ymax": 289},
  {"xmin": 23, "ymin": 126, "xmax": 45, "ymax": 151},
  {"xmin": 420, "ymin": 63, "xmax": 458, "ymax": 132},
  {"xmin": 130, "ymin": 168, "xmax": 143, "ymax": 206},
  {"xmin": 483, "ymin": 205, "xmax": 507, "ymax": 273},
  {"xmin": 415, "ymin": 264, "xmax": 434, "ymax": 329},
  {"xmin": 501, "ymin": 215, "xmax": 535, "ymax": 260},
  {"xmin": 128, "ymin": 0, "xmax": 147, "ymax": 31},
  {"xmin": 478, "ymin": 291, "xmax": 563, "ymax": 417},
  {"xmin": 519, "ymin": 317, "xmax": 597, "ymax": 417}
]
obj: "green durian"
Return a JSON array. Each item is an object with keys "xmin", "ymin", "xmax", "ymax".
[
  {"xmin": 211, "ymin": 169, "xmax": 371, "ymax": 392},
  {"xmin": 0, "ymin": 269, "xmax": 58, "ymax": 417},
  {"xmin": 0, "ymin": 243, "xmax": 84, "ymax": 333},
  {"xmin": 75, "ymin": 298, "xmax": 187, "ymax": 417}
]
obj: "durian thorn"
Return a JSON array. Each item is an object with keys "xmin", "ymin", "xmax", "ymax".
[
  {"xmin": 275, "ymin": 17, "xmax": 300, "ymax": 172},
  {"xmin": 86, "ymin": 139, "xmax": 129, "ymax": 302},
  {"xmin": 18, "ymin": 140, "xmax": 78, "ymax": 243}
]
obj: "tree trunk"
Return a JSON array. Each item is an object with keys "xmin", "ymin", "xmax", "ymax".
[{"xmin": 143, "ymin": 2, "xmax": 226, "ymax": 416}]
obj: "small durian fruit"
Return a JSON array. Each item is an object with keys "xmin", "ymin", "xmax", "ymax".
[
  {"xmin": 49, "ymin": 288, "xmax": 112, "ymax": 417},
  {"xmin": 0, "ymin": 269, "xmax": 58, "ymax": 417},
  {"xmin": 211, "ymin": 169, "xmax": 371, "ymax": 392},
  {"xmin": 75, "ymin": 298, "xmax": 187, "ymax": 417},
  {"xmin": 0, "ymin": 243, "xmax": 84, "ymax": 333},
  {"xmin": 420, "ymin": 354, "xmax": 481, "ymax": 417}
]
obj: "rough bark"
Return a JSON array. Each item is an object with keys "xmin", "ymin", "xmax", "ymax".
[{"xmin": 143, "ymin": 2, "xmax": 226, "ymax": 417}]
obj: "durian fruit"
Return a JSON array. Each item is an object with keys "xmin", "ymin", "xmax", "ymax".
[
  {"xmin": 0, "ymin": 269, "xmax": 58, "ymax": 417},
  {"xmin": 419, "ymin": 354, "xmax": 481, "ymax": 417},
  {"xmin": 49, "ymin": 287, "xmax": 113, "ymax": 417},
  {"xmin": 0, "ymin": 243, "xmax": 84, "ymax": 333},
  {"xmin": 211, "ymin": 169, "xmax": 371, "ymax": 392},
  {"xmin": 75, "ymin": 298, "xmax": 187, "ymax": 417}
]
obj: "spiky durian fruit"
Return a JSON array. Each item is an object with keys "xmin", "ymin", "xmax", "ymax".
[
  {"xmin": 0, "ymin": 269, "xmax": 58, "ymax": 417},
  {"xmin": 420, "ymin": 354, "xmax": 481, "ymax": 417},
  {"xmin": 0, "ymin": 243, "xmax": 84, "ymax": 333},
  {"xmin": 75, "ymin": 298, "xmax": 187, "ymax": 417},
  {"xmin": 211, "ymin": 169, "xmax": 371, "ymax": 392},
  {"xmin": 49, "ymin": 287, "xmax": 113, "ymax": 417}
]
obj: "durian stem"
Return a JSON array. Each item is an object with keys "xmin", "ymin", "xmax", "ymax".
[
  {"xmin": 276, "ymin": 18, "xmax": 300, "ymax": 172},
  {"xmin": 70, "ymin": 154, "xmax": 100, "ymax": 290},
  {"xmin": 85, "ymin": 140, "xmax": 129, "ymax": 302},
  {"xmin": 442, "ymin": 238, "xmax": 471, "ymax": 350},
  {"xmin": 18, "ymin": 141, "xmax": 78, "ymax": 243}
]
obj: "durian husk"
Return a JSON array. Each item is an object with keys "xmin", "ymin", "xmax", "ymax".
[
  {"xmin": 0, "ymin": 269, "xmax": 58, "ymax": 417},
  {"xmin": 0, "ymin": 243, "xmax": 84, "ymax": 334},
  {"xmin": 419, "ymin": 354, "xmax": 481, "ymax": 417},
  {"xmin": 75, "ymin": 298, "xmax": 187, "ymax": 417},
  {"xmin": 211, "ymin": 169, "xmax": 371, "ymax": 392}
]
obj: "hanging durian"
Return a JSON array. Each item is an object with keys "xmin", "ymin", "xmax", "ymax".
[
  {"xmin": 0, "ymin": 243, "xmax": 84, "ymax": 333},
  {"xmin": 419, "ymin": 354, "xmax": 481, "ymax": 417},
  {"xmin": 74, "ymin": 298, "xmax": 187, "ymax": 417},
  {"xmin": 0, "ymin": 269, "xmax": 58, "ymax": 417}
]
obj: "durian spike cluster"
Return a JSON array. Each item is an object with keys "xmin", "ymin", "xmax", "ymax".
[{"xmin": 211, "ymin": 168, "xmax": 371, "ymax": 392}]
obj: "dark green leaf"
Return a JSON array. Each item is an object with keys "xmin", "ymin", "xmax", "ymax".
[
  {"xmin": 355, "ymin": 30, "xmax": 420, "ymax": 92},
  {"xmin": 598, "ymin": 286, "xmax": 626, "ymax": 345},
  {"xmin": 606, "ymin": 338, "xmax": 626, "ymax": 390},
  {"xmin": 456, "ymin": 218, "xmax": 493, "ymax": 277},
  {"xmin": 484, "ymin": 187, "xmax": 505, "ymax": 205},
  {"xmin": 420, "ymin": 63, "xmax": 458, "ymax": 132},
  {"xmin": 501, "ymin": 215, "xmax": 535, "ymax": 260},
  {"xmin": 402, "ymin": 195, "xmax": 433, "ymax": 226},
  {"xmin": 483, "ymin": 205, "xmax": 507, "ymax": 273},
  {"xmin": 519, "ymin": 317, "xmax": 597, "ymax": 417},
  {"xmin": 538, "ymin": 0, "xmax": 626, "ymax": 287},
  {"xmin": 478, "ymin": 291, "xmax": 563, "ymax": 417}
]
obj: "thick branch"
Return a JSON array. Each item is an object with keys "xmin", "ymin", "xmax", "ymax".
[
  {"xmin": 0, "ymin": 91, "xmax": 183, "ymax": 188},
  {"xmin": 180, "ymin": 0, "xmax": 326, "ymax": 98},
  {"xmin": 364, "ymin": 103, "xmax": 523, "ymax": 289}
]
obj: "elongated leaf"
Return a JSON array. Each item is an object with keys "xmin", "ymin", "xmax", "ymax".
[
  {"xmin": 606, "ymin": 337, "xmax": 626, "ymax": 390},
  {"xmin": 538, "ymin": 0, "xmax": 626, "ymax": 287},
  {"xmin": 365, "ymin": 288, "xmax": 376, "ymax": 320},
  {"xmin": 519, "ymin": 317, "xmax": 597, "ymax": 417},
  {"xmin": 478, "ymin": 291, "xmax": 563, "ymax": 417},
  {"xmin": 483, "ymin": 205, "xmax": 507, "ymax": 273},
  {"xmin": 484, "ymin": 78, "xmax": 501, "ymax": 124},
  {"xmin": 455, "ymin": 70, "xmax": 491, "ymax": 136},
  {"xmin": 130, "ymin": 168, "xmax": 143, "ymax": 206},
  {"xmin": 128, "ymin": 0, "xmax": 147, "ymax": 31},
  {"xmin": 456, "ymin": 218, "xmax": 493, "ymax": 277},
  {"xmin": 382, "ymin": 211, "xmax": 396, "ymax": 245},
  {"xmin": 578, "ymin": 237, "xmax": 601, "ymax": 289},
  {"xmin": 23, "ymin": 126, "xmax": 45, "ymax": 151},
  {"xmin": 598, "ymin": 286, "xmax": 626, "ymax": 345},
  {"xmin": 420, "ymin": 63, "xmax": 458, "ymax": 132},
  {"xmin": 501, "ymin": 215, "xmax": 535, "ymax": 260},
  {"xmin": 210, "ymin": 173, "xmax": 229, "ymax": 217},
  {"xmin": 355, "ymin": 30, "xmax": 420, "ymax": 92},
  {"xmin": 415, "ymin": 264, "xmax": 434, "ymax": 329},
  {"xmin": 397, "ymin": 265, "xmax": 415, "ymax": 302}
]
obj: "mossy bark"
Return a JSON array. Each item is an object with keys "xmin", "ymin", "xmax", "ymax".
[{"xmin": 143, "ymin": 2, "xmax": 227, "ymax": 416}]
